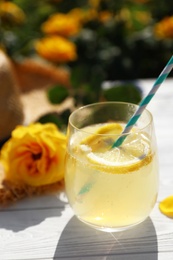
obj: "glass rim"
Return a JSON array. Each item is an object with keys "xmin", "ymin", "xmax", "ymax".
[{"xmin": 69, "ymin": 101, "xmax": 153, "ymax": 136}]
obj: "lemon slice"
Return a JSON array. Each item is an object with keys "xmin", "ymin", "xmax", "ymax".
[
  {"xmin": 87, "ymin": 149, "xmax": 152, "ymax": 174},
  {"xmin": 159, "ymin": 196, "xmax": 173, "ymax": 218},
  {"xmin": 80, "ymin": 123, "xmax": 152, "ymax": 174},
  {"xmin": 80, "ymin": 123, "xmax": 123, "ymax": 152}
]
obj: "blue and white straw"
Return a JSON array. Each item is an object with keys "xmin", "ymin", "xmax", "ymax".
[
  {"xmin": 78, "ymin": 56, "xmax": 173, "ymax": 196},
  {"xmin": 112, "ymin": 55, "xmax": 173, "ymax": 148}
]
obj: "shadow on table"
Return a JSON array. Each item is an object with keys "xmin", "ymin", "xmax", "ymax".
[
  {"xmin": 0, "ymin": 192, "xmax": 67, "ymax": 232},
  {"xmin": 54, "ymin": 216, "xmax": 158, "ymax": 260}
]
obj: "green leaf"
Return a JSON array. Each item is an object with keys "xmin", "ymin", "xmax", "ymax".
[
  {"xmin": 37, "ymin": 112, "xmax": 63, "ymax": 128},
  {"xmin": 70, "ymin": 65, "xmax": 90, "ymax": 89},
  {"xmin": 103, "ymin": 84, "xmax": 142, "ymax": 104},
  {"xmin": 37, "ymin": 109, "xmax": 71, "ymax": 132},
  {"xmin": 47, "ymin": 85, "xmax": 69, "ymax": 104}
]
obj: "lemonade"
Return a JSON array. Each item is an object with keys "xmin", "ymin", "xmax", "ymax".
[
  {"xmin": 65, "ymin": 102, "xmax": 159, "ymax": 232},
  {"xmin": 65, "ymin": 123, "xmax": 158, "ymax": 231}
]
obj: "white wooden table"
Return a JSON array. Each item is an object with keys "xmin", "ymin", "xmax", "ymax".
[{"xmin": 0, "ymin": 79, "xmax": 173, "ymax": 260}]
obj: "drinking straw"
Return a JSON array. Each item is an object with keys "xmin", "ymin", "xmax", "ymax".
[
  {"xmin": 78, "ymin": 55, "xmax": 173, "ymax": 196},
  {"xmin": 112, "ymin": 55, "xmax": 173, "ymax": 148}
]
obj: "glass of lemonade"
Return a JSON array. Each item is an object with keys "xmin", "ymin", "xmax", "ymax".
[{"xmin": 65, "ymin": 102, "xmax": 159, "ymax": 232}]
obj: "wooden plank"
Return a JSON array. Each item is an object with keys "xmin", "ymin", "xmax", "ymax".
[{"xmin": 0, "ymin": 206, "xmax": 73, "ymax": 260}]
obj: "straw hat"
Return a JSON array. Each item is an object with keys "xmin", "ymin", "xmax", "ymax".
[{"xmin": 0, "ymin": 50, "xmax": 24, "ymax": 141}]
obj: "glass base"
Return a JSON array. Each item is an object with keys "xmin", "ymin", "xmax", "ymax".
[{"xmin": 78, "ymin": 216, "xmax": 148, "ymax": 233}]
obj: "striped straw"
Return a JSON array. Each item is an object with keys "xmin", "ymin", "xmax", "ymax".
[
  {"xmin": 77, "ymin": 56, "xmax": 173, "ymax": 196},
  {"xmin": 112, "ymin": 55, "xmax": 173, "ymax": 148}
]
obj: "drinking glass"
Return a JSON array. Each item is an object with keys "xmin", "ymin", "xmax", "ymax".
[{"xmin": 65, "ymin": 102, "xmax": 159, "ymax": 232}]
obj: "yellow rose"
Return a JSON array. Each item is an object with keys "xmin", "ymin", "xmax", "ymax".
[
  {"xmin": 89, "ymin": 0, "xmax": 100, "ymax": 8},
  {"xmin": 41, "ymin": 13, "xmax": 81, "ymax": 37},
  {"xmin": 98, "ymin": 11, "xmax": 113, "ymax": 23},
  {"xmin": 35, "ymin": 36, "xmax": 77, "ymax": 63},
  {"xmin": 0, "ymin": 123, "xmax": 67, "ymax": 187},
  {"xmin": 154, "ymin": 16, "xmax": 173, "ymax": 39},
  {"xmin": 0, "ymin": 2, "xmax": 26, "ymax": 25}
]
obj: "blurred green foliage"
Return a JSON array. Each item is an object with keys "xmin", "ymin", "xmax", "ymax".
[
  {"xmin": 1, "ymin": 0, "xmax": 173, "ymax": 79},
  {"xmin": 1, "ymin": 0, "xmax": 173, "ymax": 129}
]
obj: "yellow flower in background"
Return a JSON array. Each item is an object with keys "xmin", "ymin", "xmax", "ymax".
[
  {"xmin": 117, "ymin": 7, "xmax": 151, "ymax": 31},
  {"xmin": 0, "ymin": 123, "xmax": 67, "ymax": 187},
  {"xmin": 154, "ymin": 16, "xmax": 173, "ymax": 39},
  {"xmin": 80, "ymin": 8, "xmax": 98, "ymax": 23},
  {"xmin": 134, "ymin": 10, "xmax": 151, "ymax": 25},
  {"xmin": 35, "ymin": 36, "xmax": 77, "ymax": 63},
  {"xmin": 41, "ymin": 13, "xmax": 81, "ymax": 37},
  {"xmin": 89, "ymin": 0, "xmax": 101, "ymax": 8},
  {"xmin": 68, "ymin": 8, "xmax": 92, "ymax": 24},
  {"xmin": 0, "ymin": 1, "xmax": 25, "ymax": 25},
  {"xmin": 98, "ymin": 11, "xmax": 113, "ymax": 23}
]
